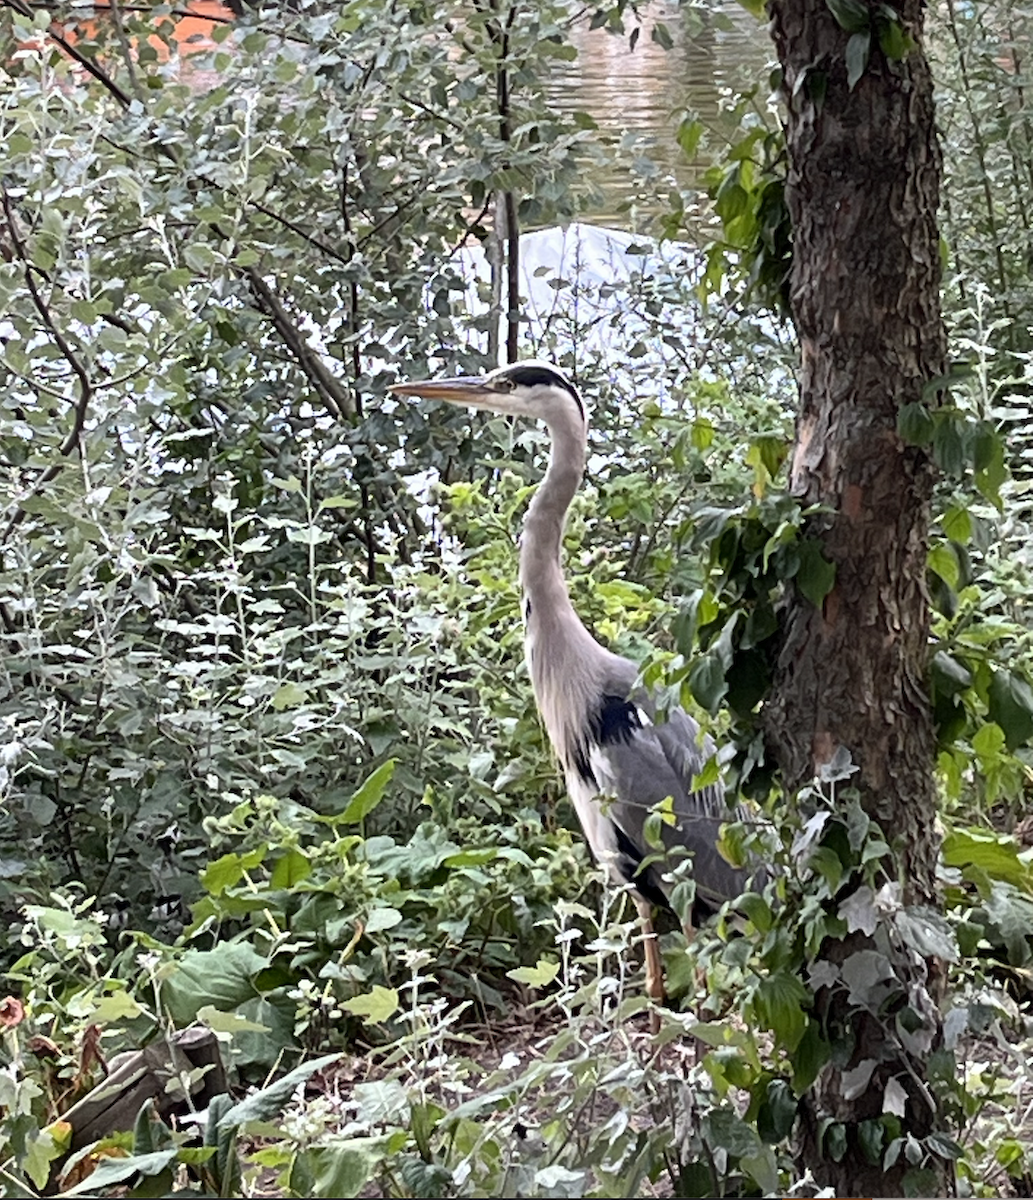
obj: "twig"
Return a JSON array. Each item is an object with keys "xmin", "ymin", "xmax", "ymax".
[{"xmin": 1, "ymin": 188, "xmax": 94, "ymax": 540}]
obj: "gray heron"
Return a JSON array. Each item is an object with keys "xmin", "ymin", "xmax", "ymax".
[{"xmin": 391, "ymin": 359, "xmax": 758, "ymax": 1007}]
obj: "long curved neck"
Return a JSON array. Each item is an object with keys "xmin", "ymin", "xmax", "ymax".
[{"xmin": 519, "ymin": 410, "xmax": 587, "ymax": 619}]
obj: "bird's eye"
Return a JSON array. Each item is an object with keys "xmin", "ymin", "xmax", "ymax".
[{"xmin": 494, "ymin": 377, "xmax": 515, "ymax": 393}]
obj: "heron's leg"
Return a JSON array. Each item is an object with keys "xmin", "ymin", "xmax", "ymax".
[{"xmin": 635, "ymin": 897, "xmax": 664, "ymax": 1031}]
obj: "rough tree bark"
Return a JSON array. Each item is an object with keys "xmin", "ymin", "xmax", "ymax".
[{"xmin": 764, "ymin": 1, "xmax": 948, "ymax": 1194}]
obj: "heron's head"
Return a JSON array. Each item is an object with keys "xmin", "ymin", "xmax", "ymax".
[{"xmin": 389, "ymin": 359, "xmax": 584, "ymax": 426}]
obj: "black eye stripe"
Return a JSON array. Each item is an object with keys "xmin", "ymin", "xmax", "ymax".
[{"xmin": 498, "ymin": 365, "xmax": 584, "ymax": 417}]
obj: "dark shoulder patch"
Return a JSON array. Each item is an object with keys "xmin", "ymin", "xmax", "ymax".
[
  {"xmin": 589, "ymin": 694, "xmax": 642, "ymax": 746},
  {"xmin": 612, "ymin": 825, "xmax": 671, "ymax": 912},
  {"xmin": 571, "ymin": 741, "xmax": 596, "ymax": 787},
  {"xmin": 504, "ymin": 364, "xmax": 584, "ymax": 417}
]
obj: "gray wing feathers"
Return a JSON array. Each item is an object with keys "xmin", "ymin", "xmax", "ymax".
[{"xmin": 589, "ymin": 695, "xmax": 754, "ymax": 908}]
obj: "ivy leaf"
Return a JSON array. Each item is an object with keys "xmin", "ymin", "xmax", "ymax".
[
  {"xmin": 883, "ymin": 1076, "xmax": 908, "ymax": 1117},
  {"xmin": 898, "ymin": 402, "xmax": 935, "ymax": 446},
  {"xmin": 796, "ymin": 540, "xmax": 837, "ymax": 608},
  {"xmin": 877, "ymin": 18, "xmax": 913, "ymax": 59},
  {"xmin": 792, "ymin": 1019, "xmax": 831, "ymax": 1092},
  {"xmin": 826, "ymin": 0, "xmax": 870, "ymax": 31},
  {"xmin": 839, "ymin": 886, "xmax": 878, "ymax": 936},
  {"xmin": 689, "ymin": 651, "xmax": 728, "ymax": 714},
  {"xmin": 841, "ymin": 1057, "xmax": 877, "ymax": 1100},
  {"xmin": 750, "ymin": 970, "xmax": 809, "ymax": 1052},
  {"xmin": 933, "ymin": 415, "xmax": 965, "ymax": 475},
  {"xmin": 845, "ymin": 31, "xmax": 871, "ymax": 89}
]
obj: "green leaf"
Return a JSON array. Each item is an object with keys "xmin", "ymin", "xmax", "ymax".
[
  {"xmin": 974, "ymin": 431, "xmax": 1007, "ymax": 511},
  {"xmin": 162, "ymin": 941, "xmax": 268, "ymax": 1025},
  {"xmin": 988, "ymin": 670, "xmax": 1033, "ymax": 749},
  {"xmin": 507, "ymin": 959, "xmax": 560, "ymax": 988},
  {"xmin": 270, "ymin": 848, "xmax": 312, "ymax": 889},
  {"xmin": 271, "ymin": 682, "xmax": 308, "ymax": 711},
  {"xmin": 757, "ymin": 1079, "xmax": 798, "ymax": 1142},
  {"xmin": 340, "ymin": 986, "xmax": 399, "ymax": 1024},
  {"xmin": 931, "ymin": 651, "xmax": 971, "ymax": 696},
  {"xmin": 826, "ymin": 0, "xmax": 871, "ymax": 32},
  {"xmin": 898, "ymin": 402, "xmax": 935, "ymax": 446},
  {"xmin": 218, "ymin": 1054, "xmax": 341, "ymax": 1131},
  {"xmin": 846, "ymin": 30, "xmax": 871, "ymax": 89},
  {"xmin": 88, "ymin": 990, "xmax": 144, "ymax": 1023},
  {"xmin": 942, "ymin": 829, "xmax": 1033, "ymax": 894},
  {"xmin": 340, "ymin": 759, "xmax": 396, "ymax": 823},
  {"xmin": 443, "ymin": 848, "xmax": 497, "ymax": 867},
  {"xmin": 750, "ymin": 970, "xmax": 809, "ymax": 1052},
  {"xmin": 792, "ymin": 1019, "xmax": 831, "ymax": 1092},
  {"xmin": 795, "ymin": 540, "xmax": 837, "ymax": 608},
  {"xmin": 364, "ymin": 906, "xmax": 403, "ymax": 933},
  {"xmin": 294, "ymin": 1144, "xmax": 372, "ymax": 1199},
  {"xmin": 650, "ymin": 21, "xmax": 673, "ymax": 51},
  {"xmin": 941, "ymin": 505, "xmax": 971, "ymax": 543},
  {"xmin": 877, "ymin": 17, "xmax": 912, "ymax": 59},
  {"xmin": 689, "ymin": 651, "xmax": 728, "ymax": 714},
  {"xmin": 197, "ymin": 1005, "xmax": 272, "ymax": 1034},
  {"xmin": 927, "ymin": 542, "xmax": 959, "ymax": 590},
  {"xmin": 933, "ymin": 415, "xmax": 965, "ymax": 475},
  {"xmin": 63, "ymin": 1151, "xmax": 179, "ymax": 1196},
  {"xmin": 677, "ymin": 119, "xmax": 704, "ymax": 160}
]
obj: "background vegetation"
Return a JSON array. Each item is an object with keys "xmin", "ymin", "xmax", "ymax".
[{"xmin": 1, "ymin": 0, "xmax": 1032, "ymax": 1195}]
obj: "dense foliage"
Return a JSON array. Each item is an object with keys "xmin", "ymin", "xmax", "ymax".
[{"xmin": 1, "ymin": 0, "xmax": 1033, "ymax": 1195}]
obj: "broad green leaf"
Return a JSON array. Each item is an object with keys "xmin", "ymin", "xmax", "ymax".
[
  {"xmin": 217, "ymin": 1054, "xmax": 341, "ymax": 1130},
  {"xmin": 749, "ymin": 970, "xmax": 809, "ymax": 1051},
  {"xmin": 933, "ymin": 415, "xmax": 965, "ymax": 475},
  {"xmin": 942, "ymin": 828, "xmax": 1033, "ymax": 894},
  {"xmin": 364, "ymin": 906, "xmax": 403, "ymax": 933},
  {"xmin": 941, "ymin": 505, "xmax": 972, "ymax": 543},
  {"xmin": 689, "ymin": 651, "xmax": 727, "ymax": 714},
  {"xmin": 339, "ymin": 986, "xmax": 399, "ymax": 1023},
  {"xmin": 791, "ymin": 1019, "xmax": 831, "ymax": 1092},
  {"xmin": 162, "ymin": 942, "xmax": 268, "ymax": 1026},
  {"xmin": 340, "ymin": 759, "xmax": 396, "ymax": 823},
  {"xmin": 197, "ymin": 1005, "xmax": 272, "ymax": 1034},
  {"xmin": 928, "ymin": 542, "xmax": 959, "ymax": 590},
  {"xmin": 88, "ymin": 990, "xmax": 144, "ymax": 1023},
  {"xmin": 987, "ymin": 670, "xmax": 1033, "ymax": 749},
  {"xmin": 294, "ymin": 1144, "xmax": 371, "ymax": 1199},
  {"xmin": 897, "ymin": 402, "xmax": 935, "ymax": 446},
  {"xmin": 270, "ymin": 848, "xmax": 312, "ymax": 889},
  {"xmin": 877, "ymin": 18, "xmax": 913, "ymax": 59},
  {"xmin": 271, "ymin": 682, "xmax": 308, "ymax": 711},
  {"xmin": 826, "ymin": 0, "xmax": 870, "ymax": 32},
  {"xmin": 443, "ymin": 848, "xmax": 498, "ymax": 867},
  {"xmin": 63, "ymin": 1151, "xmax": 179, "ymax": 1196},
  {"xmin": 507, "ymin": 959, "xmax": 560, "ymax": 988},
  {"xmin": 795, "ymin": 540, "xmax": 836, "ymax": 608}
]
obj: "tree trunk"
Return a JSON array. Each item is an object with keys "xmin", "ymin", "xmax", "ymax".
[{"xmin": 765, "ymin": 2, "xmax": 948, "ymax": 1194}]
